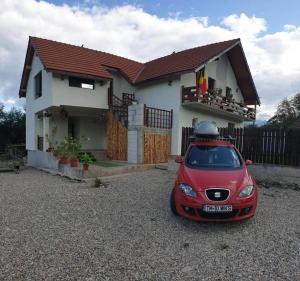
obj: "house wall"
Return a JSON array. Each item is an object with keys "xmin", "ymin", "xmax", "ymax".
[
  {"xmin": 176, "ymin": 55, "xmax": 245, "ymax": 155},
  {"xmin": 135, "ymin": 80, "xmax": 181, "ymax": 155},
  {"xmin": 76, "ymin": 116, "xmax": 106, "ymax": 150},
  {"xmin": 109, "ymin": 70, "xmax": 135, "ymax": 99},
  {"xmin": 48, "ymin": 115, "xmax": 106, "ymax": 150},
  {"xmin": 26, "ymin": 52, "xmax": 110, "ymax": 152},
  {"xmin": 181, "ymin": 54, "xmax": 244, "ymax": 103},
  {"xmin": 52, "ymin": 74, "xmax": 109, "ymax": 109},
  {"xmin": 26, "ymin": 54, "xmax": 53, "ymax": 150},
  {"xmin": 48, "ymin": 114, "xmax": 68, "ymax": 147},
  {"xmin": 207, "ymin": 54, "xmax": 243, "ymax": 102}
]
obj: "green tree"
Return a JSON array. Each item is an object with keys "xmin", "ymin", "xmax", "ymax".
[
  {"xmin": 0, "ymin": 103, "xmax": 26, "ymax": 145},
  {"xmin": 266, "ymin": 98, "xmax": 296, "ymax": 128},
  {"xmin": 291, "ymin": 93, "xmax": 300, "ymax": 111}
]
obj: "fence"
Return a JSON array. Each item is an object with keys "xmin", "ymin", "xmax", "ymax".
[
  {"xmin": 144, "ymin": 105, "xmax": 173, "ymax": 129},
  {"xmin": 181, "ymin": 127, "xmax": 300, "ymax": 166}
]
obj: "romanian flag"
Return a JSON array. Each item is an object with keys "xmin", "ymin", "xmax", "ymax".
[{"xmin": 198, "ymin": 66, "xmax": 208, "ymax": 94}]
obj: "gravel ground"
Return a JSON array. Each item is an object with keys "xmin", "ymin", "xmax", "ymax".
[{"xmin": 0, "ymin": 168, "xmax": 299, "ymax": 281}]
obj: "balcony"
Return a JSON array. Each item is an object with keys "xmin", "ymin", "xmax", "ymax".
[{"xmin": 181, "ymin": 86, "xmax": 256, "ymax": 121}]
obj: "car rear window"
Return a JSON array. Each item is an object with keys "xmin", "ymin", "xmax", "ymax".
[{"xmin": 186, "ymin": 145, "xmax": 242, "ymax": 170}]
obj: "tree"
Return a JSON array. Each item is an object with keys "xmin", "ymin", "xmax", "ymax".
[
  {"xmin": 291, "ymin": 93, "xmax": 300, "ymax": 111},
  {"xmin": 266, "ymin": 98, "xmax": 296, "ymax": 128},
  {"xmin": 0, "ymin": 104, "xmax": 26, "ymax": 145}
]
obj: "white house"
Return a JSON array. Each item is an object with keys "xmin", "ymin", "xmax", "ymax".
[{"xmin": 19, "ymin": 37, "xmax": 259, "ymax": 166}]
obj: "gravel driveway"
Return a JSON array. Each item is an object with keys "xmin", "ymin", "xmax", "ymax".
[{"xmin": 0, "ymin": 168, "xmax": 299, "ymax": 281}]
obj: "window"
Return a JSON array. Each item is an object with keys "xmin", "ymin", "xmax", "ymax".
[
  {"xmin": 208, "ymin": 77, "xmax": 215, "ymax": 91},
  {"xmin": 186, "ymin": 145, "xmax": 242, "ymax": 170},
  {"xmin": 69, "ymin": 76, "xmax": 95, "ymax": 90},
  {"xmin": 226, "ymin": 87, "xmax": 232, "ymax": 98},
  {"xmin": 34, "ymin": 71, "xmax": 42, "ymax": 99}
]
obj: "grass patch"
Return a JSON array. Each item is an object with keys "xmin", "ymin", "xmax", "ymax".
[{"xmin": 92, "ymin": 161, "xmax": 123, "ymax": 168}]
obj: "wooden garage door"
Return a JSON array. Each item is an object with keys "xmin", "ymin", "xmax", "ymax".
[{"xmin": 144, "ymin": 133, "xmax": 171, "ymax": 164}]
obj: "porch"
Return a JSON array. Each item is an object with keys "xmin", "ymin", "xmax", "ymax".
[
  {"xmin": 181, "ymin": 86, "xmax": 256, "ymax": 121},
  {"xmin": 35, "ymin": 106, "xmax": 108, "ymax": 160}
]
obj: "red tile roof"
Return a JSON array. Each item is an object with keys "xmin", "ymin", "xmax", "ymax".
[
  {"xmin": 30, "ymin": 37, "xmax": 143, "ymax": 82},
  {"xmin": 135, "ymin": 39, "xmax": 239, "ymax": 83},
  {"xmin": 19, "ymin": 37, "xmax": 259, "ymax": 104}
]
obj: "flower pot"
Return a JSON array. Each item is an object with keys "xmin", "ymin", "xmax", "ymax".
[
  {"xmin": 70, "ymin": 159, "xmax": 78, "ymax": 167},
  {"xmin": 83, "ymin": 163, "xmax": 89, "ymax": 171},
  {"xmin": 59, "ymin": 157, "xmax": 68, "ymax": 165}
]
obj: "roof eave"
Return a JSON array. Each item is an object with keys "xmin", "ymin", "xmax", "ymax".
[
  {"xmin": 48, "ymin": 68, "xmax": 113, "ymax": 81},
  {"xmin": 236, "ymin": 42, "xmax": 260, "ymax": 105}
]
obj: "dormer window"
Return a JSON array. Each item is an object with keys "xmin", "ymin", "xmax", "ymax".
[
  {"xmin": 69, "ymin": 76, "xmax": 95, "ymax": 90},
  {"xmin": 34, "ymin": 71, "xmax": 42, "ymax": 99}
]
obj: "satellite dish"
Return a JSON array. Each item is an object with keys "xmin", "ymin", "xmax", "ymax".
[{"xmin": 194, "ymin": 121, "xmax": 219, "ymax": 139}]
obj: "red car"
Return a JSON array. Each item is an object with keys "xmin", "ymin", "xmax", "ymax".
[{"xmin": 170, "ymin": 139, "xmax": 257, "ymax": 222}]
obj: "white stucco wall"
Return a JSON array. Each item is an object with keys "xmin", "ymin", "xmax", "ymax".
[
  {"xmin": 135, "ymin": 80, "xmax": 181, "ymax": 155},
  {"xmin": 207, "ymin": 54, "xmax": 243, "ymax": 102},
  {"xmin": 177, "ymin": 56, "xmax": 245, "ymax": 155},
  {"xmin": 52, "ymin": 74, "xmax": 109, "ymax": 109},
  {"xmin": 48, "ymin": 115, "xmax": 106, "ymax": 150},
  {"xmin": 179, "ymin": 107, "xmax": 244, "ymax": 128},
  {"xmin": 109, "ymin": 70, "xmax": 135, "ymax": 99},
  {"xmin": 48, "ymin": 114, "xmax": 68, "ymax": 147},
  {"xmin": 26, "ymin": 53, "xmax": 110, "ymax": 151},
  {"xmin": 25, "ymin": 54, "xmax": 52, "ymax": 150},
  {"xmin": 181, "ymin": 54, "xmax": 244, "ymax": 103},
  {"xmin": 76, "ymin": 116, "xmax": 106, "ymax": 150}
]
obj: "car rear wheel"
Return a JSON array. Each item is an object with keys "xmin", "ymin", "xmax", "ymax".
[{"xmin": 170, "ymin": 190, "xmax": 179, "ymax": 216}]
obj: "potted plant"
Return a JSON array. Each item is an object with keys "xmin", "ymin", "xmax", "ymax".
[
  {"xmin": 80, "ymin": 153, "xmax": 93, "ymax": 171},
  {"xmin": 55, "ymin": 143, "xmax": 68, "ymax": 165},
  {"xmin": 66, "ymin": 136, "xmax": 81, "ymax": 168},
  {"xmin": 226, "ymin": 92, "xmax": 235, "ymax": 104}
]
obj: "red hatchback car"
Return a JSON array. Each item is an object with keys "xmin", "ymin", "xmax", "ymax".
[{"xmin": 170, "ymin": 139, "xmax": 257, "ymax": 222}]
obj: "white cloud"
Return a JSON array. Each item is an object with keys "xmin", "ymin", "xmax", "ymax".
[{"xmin": 0, "ymin": 0, "xmax": 300, "ymax": 120}]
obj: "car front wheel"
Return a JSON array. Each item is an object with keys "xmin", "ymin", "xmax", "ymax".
[{"xmin": 170, "ymin": 190, "xmax": 179, "ymax": 216}]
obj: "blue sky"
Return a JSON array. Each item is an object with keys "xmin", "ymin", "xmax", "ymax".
[{"xmin": 49, "ymin": 0, "xmax": 300, "ymax": 33}]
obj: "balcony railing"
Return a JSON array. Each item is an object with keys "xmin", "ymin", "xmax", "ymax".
[{"xmin": 181, "ymin": 86, "xmax": 256, "ymax": 120}]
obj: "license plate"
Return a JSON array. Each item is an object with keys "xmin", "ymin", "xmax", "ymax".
[{"xmin": 203, "ymin": 205, "xmax": 233, "ymax": 213}]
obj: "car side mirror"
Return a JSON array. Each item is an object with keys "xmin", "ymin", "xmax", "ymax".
[
  {"xmin": 245, "ymin": 159, "xmax": 253, "ymax": 166},
  {"xmin": 175, "ymin": 156, "xmax": 184, "ymax": 164}
]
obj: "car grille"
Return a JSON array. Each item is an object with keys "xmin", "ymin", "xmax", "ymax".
[
  {"xmin": 205, "ymin": 188, "xmax": 229, "ymax": 201},
  {"xmin": 198, "ymin": 209, "xmax": 238, "ymax": 220}
]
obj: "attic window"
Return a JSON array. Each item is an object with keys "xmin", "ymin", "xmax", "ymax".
[{"xmin": 69, "ymin": 76, "xmax": 95, "ymax": 90}]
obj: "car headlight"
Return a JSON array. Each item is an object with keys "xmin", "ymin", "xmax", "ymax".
[
  {"xmin": 179, "ymin": 183, "xmax": 197, "ymax": 197},
  {"xmin": 239, "ymin": 185, "xmax": 254, "ymax": 197}
]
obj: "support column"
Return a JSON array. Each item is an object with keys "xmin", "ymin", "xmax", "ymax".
[
  {"xmin": 43, "ymin": 111, "xmax": 50, "ymax": 152},
  {"xmin": 127, "ymin": 104, "xmax": 144, "ymax": 164}
]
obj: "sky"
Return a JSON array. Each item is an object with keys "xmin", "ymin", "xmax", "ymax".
[{"xmin": 1, "ymin": 0, "xmax": 300, "ymax": 120}]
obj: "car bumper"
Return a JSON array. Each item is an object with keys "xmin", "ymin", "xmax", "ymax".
[{"xmin": 173, "ymin": 188, "xmax": 257, "ymax": 222}]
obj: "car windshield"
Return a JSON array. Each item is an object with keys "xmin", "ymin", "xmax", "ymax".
[{"xmin": 186, "ymin": 145, "xmax": 242, "ymax": 169}]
